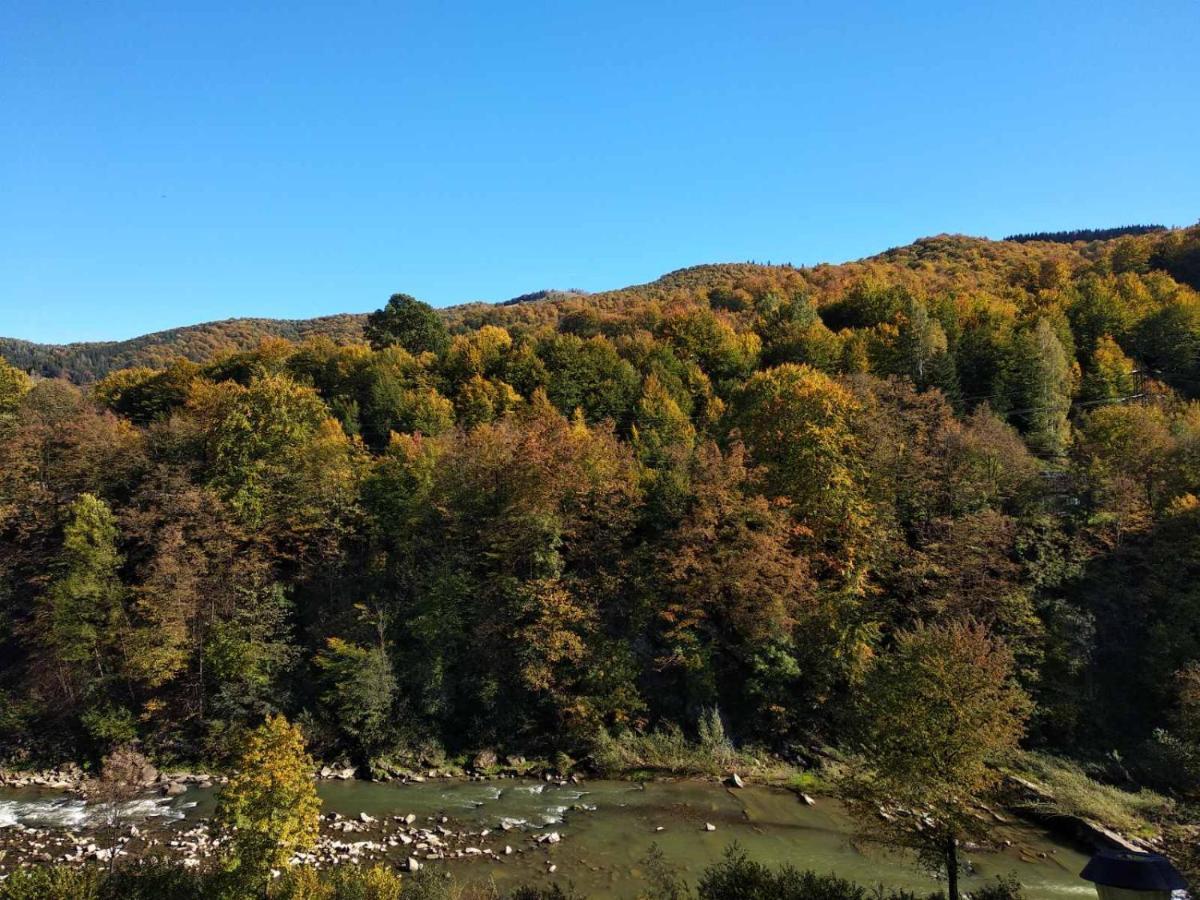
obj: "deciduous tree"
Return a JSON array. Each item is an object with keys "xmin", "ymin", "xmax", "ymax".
[
  {"xmin": 840, "ymin": 620, "xmax": 1030, "ymax": 900},
  {"xmin": 214, "ymin": 715, "xmax": 320, "ymax": 888}
]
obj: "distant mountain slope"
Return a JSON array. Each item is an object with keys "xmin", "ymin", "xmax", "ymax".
[
  {"xmin": 0, "ymin": 314, "xmax": 369, "ymax": 382},
  {"xmin": 5, "ymin": 226, "xmax": 1197, "ymax": 382}
]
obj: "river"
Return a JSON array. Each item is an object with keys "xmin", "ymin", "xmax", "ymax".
[{"xmin": 0, "ymin": 779, "xmax": 1094, "ymax": 898}]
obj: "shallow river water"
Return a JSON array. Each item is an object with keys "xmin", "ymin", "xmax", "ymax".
[{"xmin": 0, "ymin": 779, "xmax": 1093, "ymax": 898}]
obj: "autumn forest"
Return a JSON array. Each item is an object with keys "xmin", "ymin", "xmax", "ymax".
[{"xmin": 3, "ymin": 225, "xmax": 1200, "ymax": 806}]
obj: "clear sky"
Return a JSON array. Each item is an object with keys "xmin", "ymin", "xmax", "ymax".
[{"xmin": 2, "ymin": 1, "xmax": 1198, "ymax": 343}]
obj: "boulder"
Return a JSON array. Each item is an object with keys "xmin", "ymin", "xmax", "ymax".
[
  {"xmin": 473, "ymin": 749, "xmax": 498, "ymax": 771},
  {"xmin": 704, "ymin": 822, "xmax": 717, "ymax": 832},
  {"xmin": 727, "ymin": 773, "xmax": 745, "ymax": 789}
]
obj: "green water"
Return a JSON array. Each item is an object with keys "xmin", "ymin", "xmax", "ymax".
[{"xmin": 0, "ymin": 779, "xmax": 1094, "ymax": 898}]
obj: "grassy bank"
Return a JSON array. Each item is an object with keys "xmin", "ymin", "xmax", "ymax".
[
  {"xmin": 1008, "ymin": 752, "xmax": 1174, "ymax": 840},
  {"xmin": 589, "ymin": 710, "xmax": 804, "ymax": 785}
]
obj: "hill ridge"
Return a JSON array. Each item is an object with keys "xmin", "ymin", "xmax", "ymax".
[{"xmin": 4, "ymin": 227, "xmax": 1197, "ymax": 382}]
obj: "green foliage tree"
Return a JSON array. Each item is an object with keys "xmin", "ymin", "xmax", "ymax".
[
  {"xmin": 37, "ymin": 493, "xmax": 129, "ymax": 717},
  {"xmin": 364, "ymin": 293, "xmax": 450, "ymax": 354},
  {"xmin": 538, "ymin": 333, "xmax": 640, "ymax": 425},
  {"xmin": 1135, "ymin": 297, "xmax": 1200, "ymax": 390},
  {"xmin": 315, "ymin": 635, "xmax": 397, "ymax": 759},
  {"xmin": 190, "ymin": 373, "xmax": 358, "ymax": 531},
  {"xmin": 897, "ymin": 298, "xmax": 949, "ymax": 388},
  {"xmin": 1009, "ymin": 319, "xmax": 1074, "ymax": 456}
]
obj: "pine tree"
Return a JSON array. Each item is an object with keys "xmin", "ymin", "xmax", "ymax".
[{"xmin": 1011, "ymin": 319, "xmax": 1074, "ymax": 456}]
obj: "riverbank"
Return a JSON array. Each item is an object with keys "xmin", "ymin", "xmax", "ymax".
[
  {"xmin": 0, "ymin": 746, "xmax": 1170, "ymax": 855},
  {"xmin": 2, "ymin": 737, "xmax": 1185, "ymax": 887},
  {"xmin": 0, "ymin": 778, "xmax": 1094, "ymax": 898},
  {"xmin": 0, "ymin": 796, "xmax": 554, "ymax": 873}
]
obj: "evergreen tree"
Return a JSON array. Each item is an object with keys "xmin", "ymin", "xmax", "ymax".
[
  {"xmin": 315, "ymin": 636, "xmax": 397, "ymax": 760},
  {"xmin": 1011, "ymin": 319, "xmax": 1074, "ymax": 456}
]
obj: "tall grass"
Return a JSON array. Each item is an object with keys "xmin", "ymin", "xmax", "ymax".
[
  {"xmin": 1012, "ymin": 752, "xmax": 1173, "ymax": 838},
  {"xmin": 591, "ymin": 708, "xmax": 795, "ymax": 780}
]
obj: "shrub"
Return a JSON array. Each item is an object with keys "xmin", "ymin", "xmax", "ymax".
[
  {"xmin": 273, "ymin": 864, "xmax": 403, "ymax": 899},
  {"xmin": 693, "ymin": 846, "xmax": 942, "ymax": 900},
  {"xmin": 969, "ymin": 875, "xmax": 1023, "ymax": 900},
  {"xmin": 0, "ymin": 867, "xmax": 102, "ymax": 900}
]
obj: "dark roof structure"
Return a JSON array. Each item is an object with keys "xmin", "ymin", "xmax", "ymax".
[{"xmin": 1080, "ymin": 850, "xmax": 1188, "ymax": 892}]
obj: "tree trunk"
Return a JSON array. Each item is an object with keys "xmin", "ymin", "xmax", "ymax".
[{"xmin": 946, "ymin": 835, "xmax": 959, "ymax": 900}]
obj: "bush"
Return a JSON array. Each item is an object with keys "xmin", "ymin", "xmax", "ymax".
[
  {"xmin": 0, "ymin": 867, "xmax": 102, "ymax": 900},
  {"xmin": 273, "ymin": 864, "xmax": 404, "ymax": 899},
  {"xmin": 0, "ymin": 863, "xmax": 413, "ymax": 900},
  {"xmin": 969, "ymin": 875, "xmax": 1023, "ymax": 900},
  {"xmin": 1137, "ymin": 729, "xmax": 1200, "ymax": 799},
  {"xmin": 693, "ymin": 846, "xmax": 942, "ymax": 900}
]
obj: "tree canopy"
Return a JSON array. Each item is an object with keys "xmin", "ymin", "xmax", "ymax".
[{"xmin": 2, "ymin": 225, "xmax": 1200, "ymax": 820}]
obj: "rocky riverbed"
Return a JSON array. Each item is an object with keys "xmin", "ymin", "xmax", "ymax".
[
  {"xmin": 0, "ymin": 777, "xmax": 1096, "ymax": 898},
  {"xmin": 0, "ymin": 805, "xmax": 568, "ymax": 875},
  {"xmin": 0, "ymin": 762, "xmax": 218, "ymax": 798}
]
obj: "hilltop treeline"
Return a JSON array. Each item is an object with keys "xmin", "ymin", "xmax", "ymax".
[
  {"xmin": 1005, "ymin": 225, "xmax": 1168, "ymax": 244},
  {"xmin": 3, "ymin": 227, "xmax": 1200, "ymax": 799}
]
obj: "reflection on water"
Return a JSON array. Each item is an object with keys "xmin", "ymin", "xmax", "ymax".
[{"xmin": 0, "ymin": 779, "xmax": 1093, "ymax": 899}]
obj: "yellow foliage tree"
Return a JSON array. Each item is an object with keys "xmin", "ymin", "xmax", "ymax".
[
  {"xmin": 214, "ymin": 715, "xmax": 320, "ymax": 888},
  {"xmin": 0, "ymin": 357, "xmax": 31, "ymax": 427}
]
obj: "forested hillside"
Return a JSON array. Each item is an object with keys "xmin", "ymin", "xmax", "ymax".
[
  {"xmin": 3, "ymin": 225, "xmax": 1200, "ymax": 803},
  {"xmin": 0, "ymin": 314, "xmax": 369, "ymax": 383},
  {"xmin": 0, "ymin": 294, "xmax": 589, "ymax": 384}
]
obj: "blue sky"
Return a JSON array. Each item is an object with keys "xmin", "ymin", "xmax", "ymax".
[{"xmin": 2, "ymin": 1, "xmax": 1198, "ymax": 343}]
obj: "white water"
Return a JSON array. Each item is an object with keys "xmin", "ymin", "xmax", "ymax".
[{"xmin": 0, "ymin": 795, "xmax": 192, "ymax": 829}]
